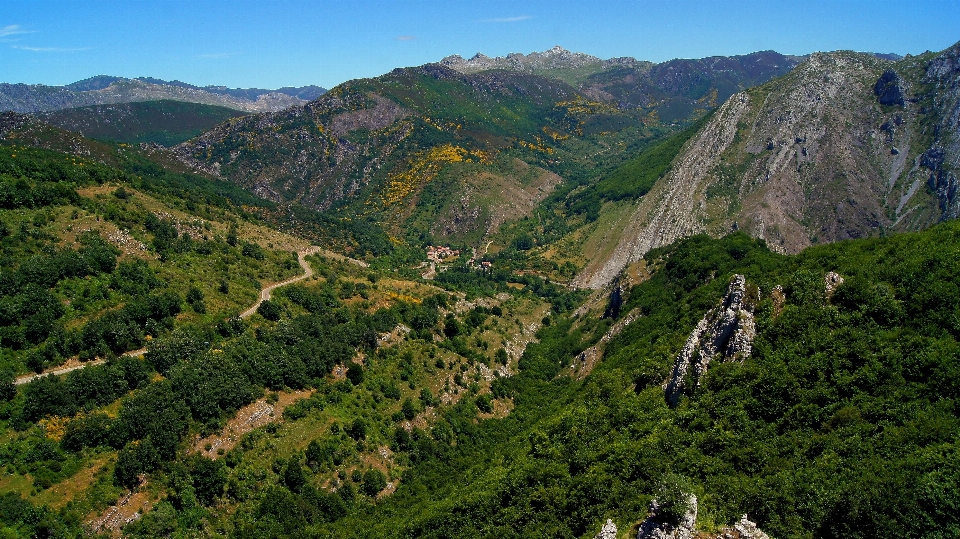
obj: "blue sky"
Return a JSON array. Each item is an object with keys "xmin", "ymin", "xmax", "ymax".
[{"xmin": 2, "ymin": 0, "xmax": 959, "ymax": 90}]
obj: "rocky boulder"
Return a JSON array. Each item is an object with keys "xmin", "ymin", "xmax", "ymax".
[
  {"xmin": 824, "ymin": 271, "xmax": 844, "ymax": 298},
  {"xmin": 595, "ymin": 519, "xmax": 617, "ymax": 539},
  {"xmin": 731, "ymin": 514, "xmax": 771, "ymax": 539}
]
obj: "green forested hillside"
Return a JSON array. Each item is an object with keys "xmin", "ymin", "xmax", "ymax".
[
  {"xmin": 35, "ymin": 100, "xmax": 248, "ymax": 146},
  {"xmin": 0, "ymin": 123, "xmax": 958, "ymax": 537},
  {"xmin": 293, "ymin": 224, "xmax": 959, "ymax": 539}
]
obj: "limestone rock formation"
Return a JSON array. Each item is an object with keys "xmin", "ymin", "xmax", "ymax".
[
  {"xmin": 824, "ymin": 271, "xmax": 844, "ymax": 297},
  {"xmin": 665, "ymin": 275, "xmax": 756, "ymax": 406},
  {"xmin": 637, "ymin": 495, "xmax": 698, "ymax": 539},
  {"xmin": 595, "ymin": 518, "xmax": 618, "ymax": 539},
  {"xmin": 732, "ymin": 515, "xmax": 771, "ymax": 539}
]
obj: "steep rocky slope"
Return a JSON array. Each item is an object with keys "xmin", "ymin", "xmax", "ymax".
[
  {"xmin": 575, "ymin": 41, "xmax": 960, "ymax": 288},
  {"xmin": 0, "ymin": 77, "xmax": 324, "ymax": 114}
]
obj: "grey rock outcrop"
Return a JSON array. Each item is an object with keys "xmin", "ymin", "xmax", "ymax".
[
  {"xmin": 595, "ymin": 519, "xmax": 618, "ymax": 539},
  {"xmin": 637, "ymin": 495, "xmax": 698, "ymax": 539},
  {"xmin": 874, "ymin": 69, "xmax": 906, "ymax": 106},
  {"xmin": 824, "ymin": 271, "xmax": 844, "ymax": 297},
  {"xmin": 733, "ymin": 515, "xmax": 771, "ymax": 539},
  {"xmin": 665, "ymin": 275, "xmax": 756, "ymax": 406},
  {"xmin": 441, "ymin": 46, "xmax": 605, "ymax": 74}
]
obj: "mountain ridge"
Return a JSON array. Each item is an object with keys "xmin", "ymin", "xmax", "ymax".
[{"xmin": 0, "ymin": 76, "xmax": 327, "ymax": 114}]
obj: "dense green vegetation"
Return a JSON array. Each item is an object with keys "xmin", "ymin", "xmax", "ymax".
[
  {"xmin": 119, "ymin": 223, "xmax": 952, "ymax": 539},
  {"xmin": 6, "ymin": 219, "xmax": 951, "ymax": 538},
  {"xmin": 285, "ymin": 224, "xmax": 957, "ymax": 539},
  {"xmin": 566, "ymin": 113, "xmax": 712, "ymax": 221}
]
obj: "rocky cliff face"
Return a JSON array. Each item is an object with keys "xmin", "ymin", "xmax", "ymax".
[
  {"xmin": 665, "ymin": 275, "xmax": 756, "ymax": 406},
  {"xmin": 576, "ymin": 41, "xmax": 960, "ymax": 289},
  {"xmin": 922, "ymin": 42, "xmax": 960, "ymax": 220}
]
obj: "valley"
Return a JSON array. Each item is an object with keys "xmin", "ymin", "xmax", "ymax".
[{"xmin": 0, "ymin": 38, "xmax": 958, "ymax": 539}]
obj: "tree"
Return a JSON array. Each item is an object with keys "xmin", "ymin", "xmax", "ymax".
[
  {"xmin": 655, "ymin": 473, "xmax": 693, "ymax": 525},
  {"xmin": 241, "ymin": 242, "xmax": 265, "ymax": 260},
  {"xmin": 401, "ymin": 398, "xmax": 417, "ymax": 420},
  {"xmin": 114, "ymin": 439, "xmax": 159, "ymax": 488},
  {"xmin": 443, "ymin": 314, "xmax": 461, "ymax": 338},
  {"xmin": 347, "ymin": 418, "xmax": 367, "ymax": 441},
  {"xmin": 346, "ymin": 363, "xmax": 364, "ymax": 385},
  {"xmin": 361, "ymin": 469, "xmax": 387, "ymax": 496},
  {"xmin": 282, "ymin": 458, "xmax": 307, "ymax": 493},
  {"xmin": 190, "ymin": 456, "xmax": 227, "ymax": 505},
  {"xmin": 0, "ymin": 368, "xmax": 15, "ymax": 401},
  {"xmin": 186, "ymin": 287, "xmax": 206, "ymax": 314},
  {"xmin": 257, "ymin": 300, "xmax": 281, "ymax": 322},
  {"xmin": 476, "ymin": 394, "xmax": 493, "ymax": 414}
]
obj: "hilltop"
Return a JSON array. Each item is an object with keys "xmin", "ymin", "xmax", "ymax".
[{"xmin": 34, "ymin": 100, "xmax": 248, "ymax": 146}]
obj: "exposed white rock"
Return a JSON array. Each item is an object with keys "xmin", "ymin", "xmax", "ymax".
[
  {"xmin": 824, "ymin": 271, "xmax": 844, "ymax": 297},
  {"xmin": 637, "ymin": 494, "xmax": 698, "ymax": 539},
  {"xmin": 665, "ymin": 275, "xmax": 756, "ymax": 406},
  {"xmin": 733, "ymin": 514, "xmax": 771, "ymax": 539},
  {"xmin": 595, "ymin": 518, "xmax": 617, "ymax": 539}
]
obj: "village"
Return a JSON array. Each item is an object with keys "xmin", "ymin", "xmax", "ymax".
[{"xmin": 421, "ymin": 245, "xmax": 492, "ymax": 279}]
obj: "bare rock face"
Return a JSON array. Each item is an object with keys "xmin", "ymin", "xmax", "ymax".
[
  {"xmin": 665, "ymin": 275, "xmax": 756, "ymax": 406},
  {"xmin": 733, "ymin": 515, "xmax": 771, "ymax": 539},
  {"xmin": 595, "ymin": 519, "xmax": 618, "ymax": 539},
  {"xmin": 824, "ymin": 271, "xmax": 844, "ymax": 297},
  {"xmin": 637, "ymin": 495, "xmax": 698, "ymax": 539}
]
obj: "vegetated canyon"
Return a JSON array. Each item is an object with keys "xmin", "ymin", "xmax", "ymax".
[{"xmin": 0, "ymin": 41, "xmax": 957, "ymax": 539}]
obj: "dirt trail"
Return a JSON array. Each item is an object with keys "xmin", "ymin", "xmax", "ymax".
[
  {"xmin": 15, "ymin": 247, "xmax": 327, "ymax": 386},
  {"xmin": 240, "ymin": 246, "xmax": 322, "ymax": 318}
]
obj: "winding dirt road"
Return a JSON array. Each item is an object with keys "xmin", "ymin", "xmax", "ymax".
[
  {"xmin": 239, "ymin": 246, "xmax": 321, "ymax": 318},
  {"xmin": 15, "ymin": 247, "xmax": 324, "ymax": 386}
]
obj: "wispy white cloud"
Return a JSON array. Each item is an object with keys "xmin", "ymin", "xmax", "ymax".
[
  {"xmin": 12, "ymin": 45, "xmax": 90, "ymax": 52},
  {"xmin": 198, "ymin": 52, "xmax": 238, "ymax": 59},
  {"xmin": 482, "ymin": 15, "xmax": 532, "ymax": 23},
  {"xmin": 0, "ymin": 24, "xmax": 33, "ymax": 38},
  {"xmin": 395, "ymin": 35, "xmax": 417, "ymax": 41}
]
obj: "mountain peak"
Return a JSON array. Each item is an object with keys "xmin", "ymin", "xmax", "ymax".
[{"xmin": 440, "ymin": 46, "xmax": 603, "ymax": 74}]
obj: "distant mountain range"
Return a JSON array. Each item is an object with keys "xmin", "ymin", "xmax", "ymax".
[
  {"xmin": 5, "ymin": 43, "xmax": 952, "ymax": 293},
  {"xmin": 0, "ymin": 76, "xmax": 326, "ymax": 114}
]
